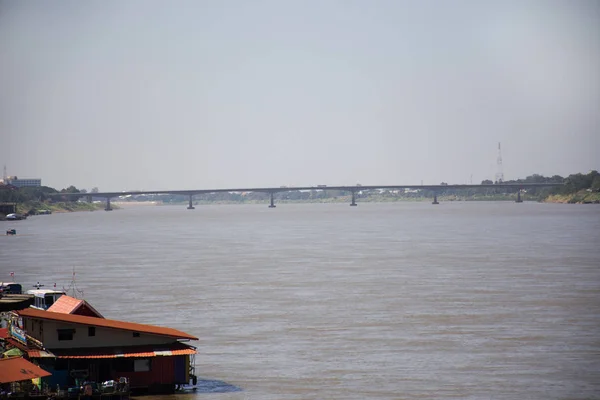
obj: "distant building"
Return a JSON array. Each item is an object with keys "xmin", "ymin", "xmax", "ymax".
[{"xmin": 4, "ymin": 176, "xmax": 42, "ymax": 187}]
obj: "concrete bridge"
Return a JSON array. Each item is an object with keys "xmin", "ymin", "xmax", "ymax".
[{"xmin": 52, "ymin": 183, "xmax": 563, "ymax": 211}]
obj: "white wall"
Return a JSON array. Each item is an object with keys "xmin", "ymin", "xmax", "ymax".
[{"xmin": 24, "ymin": 317, "xmax": 177, "ymax": 349}]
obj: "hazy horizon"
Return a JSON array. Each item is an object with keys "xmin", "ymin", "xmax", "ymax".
[{"xmin": 1, "ymin": 0, "xmax": 598, "ymax": 192}]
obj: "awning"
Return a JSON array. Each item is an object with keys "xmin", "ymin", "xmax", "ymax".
[
  {"xmin": 2, "ymin": 347, "xmax": 23, "ymax": 357},
  {"xmin": 0, "ymin": 357, "xmax": 51, "ymax": 384},
  {"xmin": 51, "ymin": 343, "xmax": 197, "ymax": 359},
  {"xmin": 27, "ymin": 349, "xmax": 56, "ymax": 358}
]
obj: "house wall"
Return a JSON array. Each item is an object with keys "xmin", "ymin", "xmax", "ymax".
[
  {"xmin": 43, "ymin": 356, "xmax": 188, "ymax": 391},
  {"xmin": 23, "ymin": 318, "xmax": 176, "ymax": 348},
  {"xmin": 118, "ymin": 356, "xmax": 176, "ymax": 388},
  {"xmin": 41, "ymin": 356, "xmax": 189, "ymax": 390}
]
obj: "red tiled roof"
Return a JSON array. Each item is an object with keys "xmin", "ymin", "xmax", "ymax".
[
  {"xmin": 18, "ymin": 308, "xmax": 197, "ymax": 340},
  {"xmin": 51, "ymin": 342, "xmax": 196, "ymax": 359},
  {"xmin": 0, "ymin": 327, "xmax": 7, "ymax": 339},
  {"xmin": 47, "ymin": 295, "xmax": 104, "ymax": 318},
  {"xmin": 0, "ymin": 357, "xmax": 51, "ymax": 383}
]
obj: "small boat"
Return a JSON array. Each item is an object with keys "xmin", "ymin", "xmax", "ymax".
[
  {"xmin": 27, "ymin": 283, "xmax": 65, "ymax": 310},
  {"xmin": 0, "ymin": 282, "xmax": 22, "ymax": 294},
  {"xmin": 6, "ymin": 229, "xmax": 16, "ymax": 235}
]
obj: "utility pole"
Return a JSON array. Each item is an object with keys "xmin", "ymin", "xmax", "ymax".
[{"xmin": 495, "ymin": 142, "xmax": 504, "ymax": 183}]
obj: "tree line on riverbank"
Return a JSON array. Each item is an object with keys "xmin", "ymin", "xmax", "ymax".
[
  {"xmin": 1, "ymin": 171, "xmax": 599, "ymax": 211},
  {"xmin": 0, "ymin": 185, "xmax": 103, "ymax": 215}
]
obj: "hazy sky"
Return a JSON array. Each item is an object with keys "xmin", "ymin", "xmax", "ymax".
[{"xmin": 1, "ymin": 0, "xmax": 598, "ymax": 191}]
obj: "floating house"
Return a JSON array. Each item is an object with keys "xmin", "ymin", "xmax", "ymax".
[{"xmin": 9, "ymin": 308, "xmax": 198, "ymax": 394}]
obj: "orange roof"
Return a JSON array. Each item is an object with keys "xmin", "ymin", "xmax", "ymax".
[
  {"xmin": 47, "ymin": 295, "xmax": 83, "ymax": 313},
  {"xmin": 0, "ymin": 357, "xmax": 51, "ymax": 383},
  {"xmin": 18, "ymin": 308, "xmax": 197, "ymax": 340},
  {"xmin": 51, "ymin": 342, "xmax": 196, "ymax": 359},
  {"xmin": 47, "ymin": 295, "xmax": 104, "ymax": 318}
]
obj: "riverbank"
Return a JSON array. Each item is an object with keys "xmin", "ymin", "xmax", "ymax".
[
  {"xmin": 111, "ymin": 201, "xmax": 161, "ymax": 207},
  {"xmin": 133, "ymin": 194, "xmax": 541, "ymax": 206},
  {"xmin": 137, "ymin": 192, "xmax": 600, "ymax": 206},
  {"xmin": 5, "ymin": 193, "xmax": 596, "ymax": 217},
  {"xmin": 15, "ymin": 201, "xmax": 110, "ymax": 214},
  {"xmin": 544, "ymin": 191, "xmax": 600, "ymax": 204}
]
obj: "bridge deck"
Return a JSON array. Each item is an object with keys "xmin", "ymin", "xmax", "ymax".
[{"xmin": 51, "ymin": 183, "xmax": 563, "ymax": 198}]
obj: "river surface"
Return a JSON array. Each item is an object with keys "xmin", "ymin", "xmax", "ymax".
[{"xmin": 1, "ymin": 202, "xmax": 600, "ymax": 399}]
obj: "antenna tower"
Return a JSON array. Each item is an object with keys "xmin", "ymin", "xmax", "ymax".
[
  {"xmin": 63, "ymin": 267, "xmax": 84, "ymax": 299},
  {"xmin": 2, "ymin": 165, "xmax": 6, "ymax": 181},
  {"xmin": 495, "ymin": 142, "xmax": 504, "ymax": 183}
]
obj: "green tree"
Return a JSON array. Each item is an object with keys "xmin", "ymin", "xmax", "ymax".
[
  {"xmin": 58, "ymin": 185, "xmax": 82, "ymax": 202},
  {"xmin": 61, "ymin": 185, "xmax": 81, "ymax": 193},
  {"xmin": 591, "ymin": 175, "xmax": 600, "ymax": 191}
]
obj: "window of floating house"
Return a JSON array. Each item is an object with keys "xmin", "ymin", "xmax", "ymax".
[
  {"xmin": 57, "ymin": 328, "xmax": 75, "ymax": 341},
  {"xmin": 133, "ymin": 332, "xmax": 140, "ymax": 337},
  {"xmin": 54, "ymin": 358, "xmax": 69, "ymax": 370},
  {"xmin": 113, "ymin": 358, "xmax": 134, "ymax": 372},
  {"xmin": 134, "ymin": 359, "xmax": 151, "ymax": 372},
  {"xmin": 88, "ymin": 327, "xmax": 95, "ymax": 336}
]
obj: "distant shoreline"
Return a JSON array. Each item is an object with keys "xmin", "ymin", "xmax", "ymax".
[
  {"xmin": 112, "ymin": 195, "xmax": 600, "ymax": 207},
  {"xmin": 111, "ymin": 201, "xmax": 161, "ymax": 206},
  {"xmin": 2, "ymin": 193, "xmax": 596, "ymax": 219}
]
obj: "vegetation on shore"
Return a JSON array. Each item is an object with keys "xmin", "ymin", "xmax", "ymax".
[
  {"xmin": 0, "ymin": 185, "xmax": 106, "ymax": 216},
  {"xmin": 0, "ymin": 171, "xmax": 598, "ymax": 216},
  {"xmin": 544, "ymin": 191, "xmax": 600, "ymax": 204},
  {"xmin": 16, "ymin": 201, "xmax": 105, "ymax": 215}
]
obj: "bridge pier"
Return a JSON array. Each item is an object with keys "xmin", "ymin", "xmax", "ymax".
[
  {"xmin": 516, "ymin": 190, "xmax": 523, "ymax": 203},
  {"xmin": 432, "ymin": 193, "xmax": 439, "ymax": 205},
  {"xmin": 105, "ymin": 198, "xmax": 112, "ymax": 211},
  {"xmin": 350, "ymin": 190, "xmax": 357, "ymax": 206},
  {"xmin": 187, "ymin": 194, "xmax": 195, "ymax": 209},
  {"xmin": 87, "ymin": 195, "xmax": 92, "ymax": 203},
  {"xmin": 268, "ymin": 192, "xmax": 276, "ymax": 208}
]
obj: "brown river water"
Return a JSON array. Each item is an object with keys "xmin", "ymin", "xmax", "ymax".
[{"xmin": 1, "ymin": 202, "xmax": 599, "ymax": 399}]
